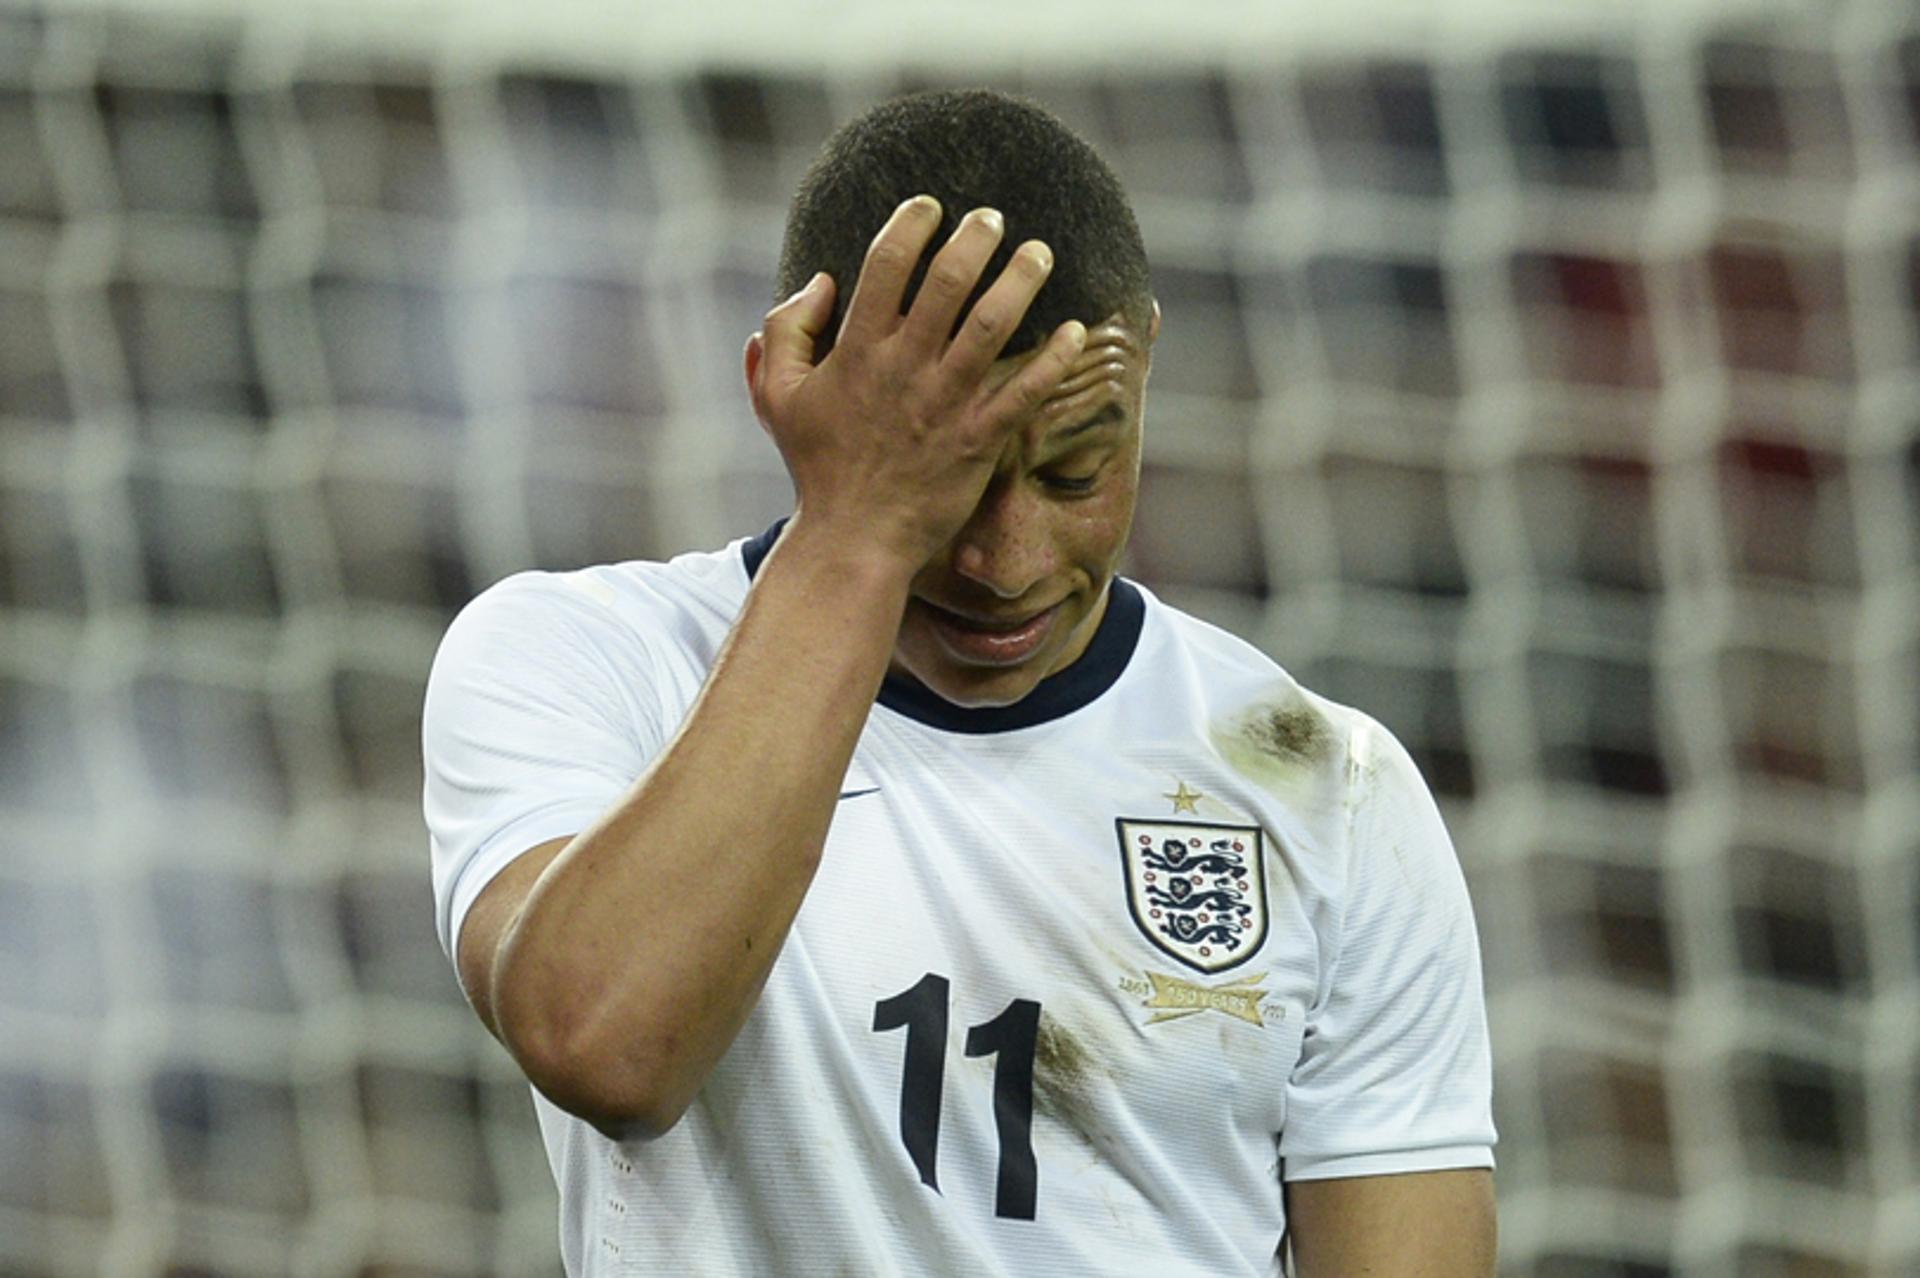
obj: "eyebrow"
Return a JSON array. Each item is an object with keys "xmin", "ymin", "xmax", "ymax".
[{"xmin": 1045, "ymin": 403, "xmax": 1126, "ymax": 447}]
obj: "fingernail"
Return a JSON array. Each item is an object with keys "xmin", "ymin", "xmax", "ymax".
[
  {"xmin": 1030, "ymin": 242, "xmax": 1054, "ymax": 272},
  {"xmin": 908, "ymin": 194, "xmax": 940, "ymax": 215},
  {"xmin": 977, "ymin": 208, "xmax": 1004, "ymax": 234}
]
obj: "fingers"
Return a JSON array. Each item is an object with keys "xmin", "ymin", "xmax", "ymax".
[
  {"xmin": 897, "ymin": 207, "xmax": 1005, "ymax": 355},
  {"xmin": 832, "ymin": 195, "xmax": 1061, "ymax": 391},
  {"xmin": 941, "ymin": 238, "xmax": 1055, "ymax": 382},
  {"xmin": 837, "ymin": 195, "xmax": 942, "ymax": 349},
  {"xmin": 751, "ymin": 272, "xmax": 837, "ymax": 413}
]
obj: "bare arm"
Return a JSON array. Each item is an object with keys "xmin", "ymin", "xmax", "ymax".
[
  {"xmin": 454, "ymin": 196, "xmax": 1087, "ymax": 1139},
  {"xmin": 1285, "ymin": 1169, "xmax": 1496, "ymax": 1277}
]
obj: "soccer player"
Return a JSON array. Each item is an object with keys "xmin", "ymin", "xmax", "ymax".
[{"xmin": 425, "ymin": 89, "xmax": 1496, "ymax": 1275}]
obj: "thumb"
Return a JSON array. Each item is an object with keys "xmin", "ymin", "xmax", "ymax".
[{"xmin": 755, "ymin": 272, "xmax": 836, "ymax": 405}]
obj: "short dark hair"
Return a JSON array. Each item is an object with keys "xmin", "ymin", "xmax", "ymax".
[{"xmin": 777, "ymin": 89, "xmax": 1152, "ymax": 360}]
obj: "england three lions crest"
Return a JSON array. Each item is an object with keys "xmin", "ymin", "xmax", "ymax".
[{"xmin": 1116, "ymin": 819, "xmax": 1268, "ymax": 974}]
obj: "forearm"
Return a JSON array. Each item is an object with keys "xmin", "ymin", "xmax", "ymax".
[
  {"xmin": 491, "ymin": 515, "xmax": 911, "ymax": 1135},
  {"xmin": 1286, "ymin": 1169, "xmax": 1496, "ymax": 1277}
]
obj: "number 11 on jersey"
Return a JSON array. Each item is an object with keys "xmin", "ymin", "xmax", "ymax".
[{"xmin": 872, "ymin": 973, "xmax": 1041, "ymax": 1221}]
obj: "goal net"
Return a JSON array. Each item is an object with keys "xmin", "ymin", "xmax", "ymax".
[{"xmin": 1, "ymin": 0, "xmax": 1914, "ymax": 1273}]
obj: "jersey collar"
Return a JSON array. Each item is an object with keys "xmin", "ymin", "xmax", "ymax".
[{"xmin": 740, "ymin": 518, "xmax": 1144, "ymax": 734}]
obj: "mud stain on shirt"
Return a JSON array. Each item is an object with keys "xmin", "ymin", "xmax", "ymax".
[
  {"xmin": 1211, "ymin": 686, "xmax": 1342, "ymax": 801},
  {"xmin": 1242, "ymin": 706, "xmax": 1328, "ymax": 765},
  {"xmin": 1032, "ymin": 1014, "xmax": 1102, "ymax": 1147},
  {"xmin": 1028, "ymin": 1012, "xmax": 1178, "ymax": 1214}
]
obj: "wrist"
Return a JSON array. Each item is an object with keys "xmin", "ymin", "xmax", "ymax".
[
  {"xmin": 774, "ymin": 508, "xmax": 927, "ymax": 594},
  {"xmin": 741, "ymin": 510, "xmax": 919, "ymax": 695}
]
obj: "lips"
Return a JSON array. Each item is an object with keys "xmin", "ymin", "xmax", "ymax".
[{"xmin": 918, "ymin": 600, "xmax": 1061, "ymax": 668}]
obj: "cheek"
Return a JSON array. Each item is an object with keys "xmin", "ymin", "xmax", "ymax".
[{"xmin": 1064, "ymin": 481, "xmax": 1138, "ymax": 573}]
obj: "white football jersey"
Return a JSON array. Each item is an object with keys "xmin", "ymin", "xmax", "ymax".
[{"xmin": 424, "ymin": 524, "xmax": 1495, "ymax": 1276}]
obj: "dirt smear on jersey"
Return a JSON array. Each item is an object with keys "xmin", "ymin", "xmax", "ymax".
[
  {"xmin": 1031, "ymin": 1015, "xmax": 1103, "ymax": 1144},
  {"xmin": 1029, "ymin": 1014, "xmax": 1177, "ymax": 1215},
  {"xmin": 1244, "ymin": 706, "xmax": 1326, "ymax": 763},
  {"xmin": 1211, "ymin": 686, "xmax": 1339, "ymax": 801}
]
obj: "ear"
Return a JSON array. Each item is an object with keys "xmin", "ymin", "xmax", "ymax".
[
  {"xmin": 1138, "ymin": 299, "xmax": 1161, "ymax": 386},
  {"xmin": 743, "ymin": 330, "xmax": 765, "ymax": 392},
  {"xmin": 743, "ymin": 331, "xmax": 770, "ymax": 434}
]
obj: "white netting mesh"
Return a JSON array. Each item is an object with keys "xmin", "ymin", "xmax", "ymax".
[{"xmin": 2, "ymin": 1, "xmax": 1917, "ymax": 1274}]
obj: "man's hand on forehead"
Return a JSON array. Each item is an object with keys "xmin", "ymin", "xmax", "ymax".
[{"xmin": 744, "ymin": 194, "xmax": 1089, "ymax": 576}]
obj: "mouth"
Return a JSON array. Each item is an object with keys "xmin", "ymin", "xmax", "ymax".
[{"xmin": 917, "ymin": 599, "xmax": 1062, "ymax": 668}]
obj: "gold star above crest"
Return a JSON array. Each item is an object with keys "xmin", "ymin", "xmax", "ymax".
[{"xmin": 1164, "ymin": 781, "xmax": 1203, "ymax": 814}]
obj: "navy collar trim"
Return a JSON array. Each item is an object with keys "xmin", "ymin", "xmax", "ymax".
[{"xmin": 739, "ymin": 518, "xmax": 1144, "ymax": 734}]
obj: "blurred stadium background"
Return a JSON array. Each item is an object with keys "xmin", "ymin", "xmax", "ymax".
[{"xmin": 1, "ymin": 0, "xmax": 1917, "ymax": 1273}]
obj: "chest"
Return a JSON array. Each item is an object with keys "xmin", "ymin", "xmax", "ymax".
[{"xmin": 790, "ymin": 730, "xmax": 1330, "ymax": 1161}]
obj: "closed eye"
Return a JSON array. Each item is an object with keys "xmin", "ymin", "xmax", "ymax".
[{"xmin": 1041, "ymin": 470, "xmax": 1100, "ymax": 493}]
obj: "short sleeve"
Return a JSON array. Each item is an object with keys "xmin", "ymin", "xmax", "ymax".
[
  {"xmin": 1279, "ymin": 717, "xmax": 1496, "ymax": 1181},
  {"xmin": 422, "ymin": 571, "xmax": 670, "ymax": 963}
]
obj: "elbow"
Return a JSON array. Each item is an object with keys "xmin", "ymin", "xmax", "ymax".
[
  {"xmin": 543, "ymin": 1073, "xmax": 691, "ymax": 1145},
  {"xmin": 515, "ymin": 1028, "xmax": 699, "ymax": 1143},
  {"xmin": 496, "ymin": 998, "xmax": 699, "ymax": 1143}
]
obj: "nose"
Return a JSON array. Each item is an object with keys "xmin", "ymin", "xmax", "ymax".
[{"xmin": 948, "ymin": 475, "xmax": 1056, "ymax": 601}]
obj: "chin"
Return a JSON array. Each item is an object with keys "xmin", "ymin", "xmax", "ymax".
[{"xmin": 912, "ymin": 664, "xmax": 1045, "ymax": 709}]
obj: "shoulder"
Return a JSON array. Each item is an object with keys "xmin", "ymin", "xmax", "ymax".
[
  {"xmin": 444, "ymin": 538, "xmax": 752, "ymax": 633},
  {"xmin": 1132, "ymin": 582, "xmax": 1280, "ymax": 681},
  {"xmin": 433, "ymin": 541, "xmax": 751, "ymax": 675},
  {"xmin": 1131, "ymin": 583, "xmax": 1395, "ymax": 788},
  {"xmin": 424, "ymin": 539, "xmax": 758, "ymax": 745}
]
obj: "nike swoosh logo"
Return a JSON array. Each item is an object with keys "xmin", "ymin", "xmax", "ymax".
[{"xmin": 838, "ymin": 787, "xmax": 881, "ymax": 801}]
